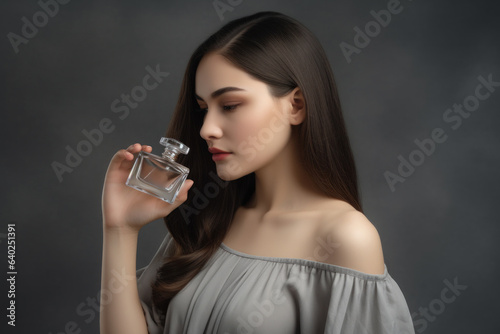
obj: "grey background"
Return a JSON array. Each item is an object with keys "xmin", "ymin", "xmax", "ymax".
[{"xmin": 1, "ymin": 0, "xmax": 499, "ymax": 333}]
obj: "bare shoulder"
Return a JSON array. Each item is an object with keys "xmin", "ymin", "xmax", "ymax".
[{"xmin": 314, "ymin": 202, "xmax": 385, "ymax": 275}]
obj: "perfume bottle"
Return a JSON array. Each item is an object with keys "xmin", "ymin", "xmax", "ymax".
[{"xmin": 126, "ymin": 137, "xmax": 190, "ymax": 203}]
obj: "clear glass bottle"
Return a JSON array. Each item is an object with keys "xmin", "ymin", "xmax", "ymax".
[{"xmin": 126, "ymin": 137, "xmax": 190, "ymax": 203}]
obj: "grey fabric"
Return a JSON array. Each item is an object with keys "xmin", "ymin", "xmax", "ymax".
[{"xmin": 136, "ymin": 231, "xmax": 415, "ymax": 333}]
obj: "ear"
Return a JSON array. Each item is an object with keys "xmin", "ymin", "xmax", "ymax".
[{"xmin": 287, "ymin": 87, "xmax": 306, "ymax": 125}]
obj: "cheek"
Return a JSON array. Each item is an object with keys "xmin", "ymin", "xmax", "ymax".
[
  {"xmin": 216, "ymin": 114, "xmax": 290, "ymax": 181},
  {"xmin": 235, "ymin": 119, "xmax": 264, "ymax": 143},
  {"xmin": 233, "ymin": 105, "xmax": 290, "ymax": 163},
  {"xmin": 240, "ymin": 99, "xmax": 287, "ymax": 140},
  {"xmin": 224, "ymin": 104, "xmax": 266, "ymax": 144}
]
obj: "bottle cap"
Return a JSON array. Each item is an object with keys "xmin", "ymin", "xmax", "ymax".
[{"xmin": 160, "ymin": 137, "xmax": 190, "ymax": 155}]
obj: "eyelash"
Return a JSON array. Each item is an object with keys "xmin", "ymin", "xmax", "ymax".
[{"xmin": 198, "ymin": 104, "xmax": 240, "ymax": 113}]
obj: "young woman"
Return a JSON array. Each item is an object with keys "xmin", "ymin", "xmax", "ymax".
[{"xmin": 100, "ymin": 11, "xmax": 415, "ymax": 334}]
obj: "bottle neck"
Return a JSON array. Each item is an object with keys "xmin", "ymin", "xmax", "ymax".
[{"xmin": 162, "ymin": 149, "xmax": 179, "ymax": 161}]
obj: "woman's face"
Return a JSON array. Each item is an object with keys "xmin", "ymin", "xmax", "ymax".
[{"xmin": 195, "ymin": 52, "xmax": 294, "ymax": 181}]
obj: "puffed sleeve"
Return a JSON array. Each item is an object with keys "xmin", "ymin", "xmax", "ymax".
[
  {"xmin": 323, "ymin": 264, "xmax": 415, "ymax": 333},
  {"xmin": 136, "ymin": 231, "xmax": 175, "ymax": 334}
]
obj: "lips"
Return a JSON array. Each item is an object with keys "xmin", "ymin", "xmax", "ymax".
[
  {"xmin": 208, "ymin": 147, "xmax": 230, "ymax": 154},
  {"xmin": 208, "ymin": 147, "xmax": 232, "ymax": 161}
]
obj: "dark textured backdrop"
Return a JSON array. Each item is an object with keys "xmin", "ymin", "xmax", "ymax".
[{"xmin": 1, "ymin": 0, "xmax": 499, "ymax": 333}]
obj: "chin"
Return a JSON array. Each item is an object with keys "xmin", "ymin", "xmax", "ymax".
[
  {"xmin": 216, "ymin": 170, "xmax": 240, "ymax": 181},
  {"xmin": 216, "ymin": 163, "xmax": 249, "ymax": 181}
]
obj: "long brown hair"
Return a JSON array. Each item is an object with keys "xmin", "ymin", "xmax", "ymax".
[{"xmin": 152, "ymin": 11, "xmax": 363, "ymax": 319}]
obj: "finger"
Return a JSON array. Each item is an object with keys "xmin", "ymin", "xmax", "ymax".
[
  {"xmin": 126, "ymin": 143, "xmax": 142, "ymax": 153},
  {"xmin": 108, "ymin": 149, "xmax": 135, "ymax": 170},
  {"xmin": 115, "ymin": 149, "xmax": 135, "ymax": 160},
  {"xmin": 120, "ymin": 149, "xmax": 135, "ymax": 160},
  {"xmin": 141, "ymin": 145, "xmax": 153, "ymax": 152}
]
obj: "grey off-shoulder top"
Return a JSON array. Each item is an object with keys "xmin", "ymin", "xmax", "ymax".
[{"xmin": 136, "ymin": 230, "xmax": 415, "ymax": 334}]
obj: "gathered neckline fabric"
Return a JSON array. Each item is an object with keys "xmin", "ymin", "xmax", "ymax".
[{"xmin": 218, "ymin": 242, "xmax": 388, "ymax": 281}]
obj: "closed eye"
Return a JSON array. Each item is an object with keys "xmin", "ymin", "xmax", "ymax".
[
  {"xmin": 197, "ymin": 104, "xmax": 240, "ymax": 113},
  {"xmin": 222, "ymin": 104, "xmax": 239, "ymax": 111}
]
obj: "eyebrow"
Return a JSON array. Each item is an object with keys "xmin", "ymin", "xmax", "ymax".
[{"xmin": 195, "ymin": 87, "xmax": 246, "ymax": 101}]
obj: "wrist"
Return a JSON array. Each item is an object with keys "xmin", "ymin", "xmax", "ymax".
[{"xmin": 103, "ymin": 223, "xmax": 141, "ymax": 236}]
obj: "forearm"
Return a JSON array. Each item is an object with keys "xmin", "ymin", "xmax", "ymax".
[{"xmin": 100, "ymin": 226, "xmax": 148, "ymax": 334}]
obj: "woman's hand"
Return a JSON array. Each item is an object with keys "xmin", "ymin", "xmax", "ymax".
[{"xmin": 102, "ymin": 143, "xmax": 194, "ymax": 232}]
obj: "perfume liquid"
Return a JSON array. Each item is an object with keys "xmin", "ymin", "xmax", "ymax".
[{"xmin": 126, "ymin": 137, "xmax": 190, "ymax": 203}]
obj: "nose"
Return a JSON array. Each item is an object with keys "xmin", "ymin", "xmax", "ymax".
[{"xmin": 199, "ymin": 107, "xmax": 223, "ymax": 141}]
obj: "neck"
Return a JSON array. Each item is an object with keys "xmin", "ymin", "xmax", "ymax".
[{"xmin": 245, "ymin": 134, "xmax": 328, "ymax": 216}]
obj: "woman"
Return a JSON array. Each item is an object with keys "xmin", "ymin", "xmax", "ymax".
[{"xmin": 100, "ymin": 11, "xmax": 415, "ymax": 334}]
